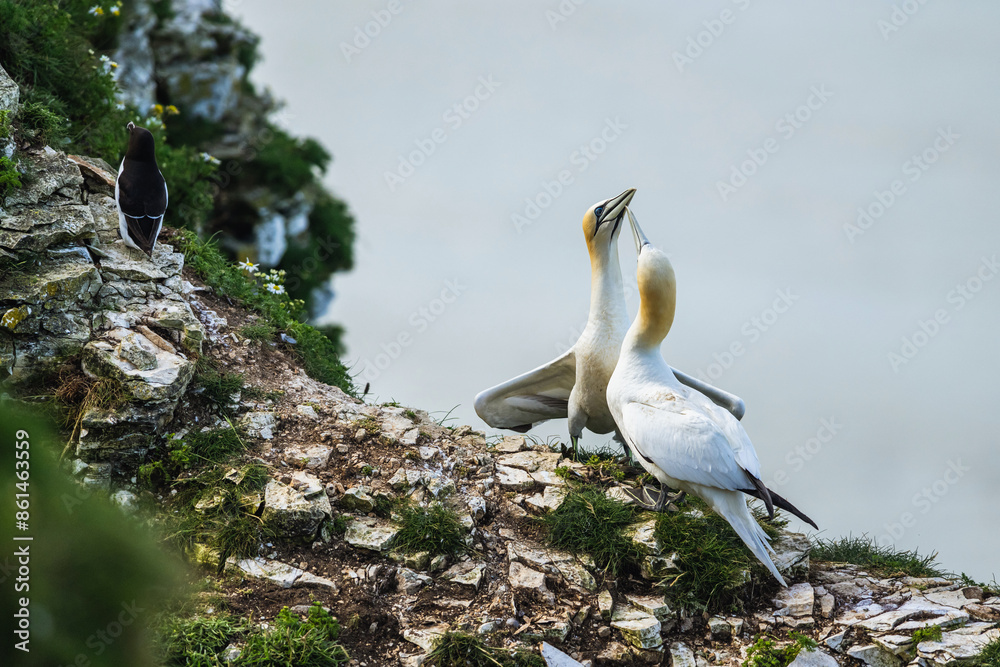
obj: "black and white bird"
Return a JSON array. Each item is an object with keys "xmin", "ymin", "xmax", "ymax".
[{"xmin": 115, "ymin": 121, "xmax": 168, "ymax": 258}]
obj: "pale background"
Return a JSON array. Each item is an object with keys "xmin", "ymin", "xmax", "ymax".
[{"xmin": 233, "ymin": 0, "xmax": 999, "ymax": 580}]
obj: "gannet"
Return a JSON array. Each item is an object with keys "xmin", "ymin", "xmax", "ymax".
[
  {"xmin": 474, "ymin": 188, "xmax": 746, "ymax": 459},
  {"xmin": 116, "ymin": 122, "xmax": 168, "ymax": 259},
  {"xmin": 607, "ymin": 209, "xmax": 817, "ymax": 586}
]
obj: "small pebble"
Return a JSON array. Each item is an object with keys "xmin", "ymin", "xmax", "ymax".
[
  {"xmin": 598, "ymin": 626, "xmax": 611, "ymax": 639},
  {"xmin": 505, "ymin": 617, "xmax": 520, "ymax": 629}
]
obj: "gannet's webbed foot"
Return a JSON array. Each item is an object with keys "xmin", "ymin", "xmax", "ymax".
[{"xmin": 623, "ymin": 484, "xmax": 685, "ymax": 512}]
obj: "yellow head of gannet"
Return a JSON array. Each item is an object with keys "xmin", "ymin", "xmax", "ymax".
[{"xmin": 607, "ymin": 210, "xmax": 818, "ymax": 586}]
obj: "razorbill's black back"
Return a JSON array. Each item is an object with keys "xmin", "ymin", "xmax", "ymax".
[{"xmin": 115, "ymin": 122, "xmax": 168, "ymax": 258}]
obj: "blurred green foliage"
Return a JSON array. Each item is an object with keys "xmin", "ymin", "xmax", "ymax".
[{"xmin": 0, "ymin": 403, "xmax": 184, "ymax": 667}]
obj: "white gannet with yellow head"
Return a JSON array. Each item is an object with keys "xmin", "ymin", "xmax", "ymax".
[
  {"xmin": 607, "ymin": 209, "xmax": 817, "ymax": 586},
  {"xmin": 474, "ymin": 188, "xmax": 746, "ymax": 459}
]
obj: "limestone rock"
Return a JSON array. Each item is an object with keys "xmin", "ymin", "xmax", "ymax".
[
  {"xmin": 396, "ymin": 567, "xmax": 432, "ymax": 595},
  {"xmin": 788, "ymin": 649, "xmax": 839, "ymax": 667},
  {"xmin": 230, "ymin": 557, "xmax": 303, "ymax": 589},
  {"xmin": 510, "ymin": 561, "xmax": 553, "ymax": 604},
  {"xmin": 241, "ymin": 412, "xmax": 277, "ymax": 440},
  {"xmin": 262, "ymin": 480, "xmax": 331, "ymax": 537},
  {"xmin": 772, "ymin": 531, "xmax": 811, "ymax": 577},
  {"xmin": 440, "ymin": 561, "xmax": 485, "ymax": 590},
  {"xmin": 598, "ymin": 590, "xmax": 614, "ymax": 620},
  {"xmin": 846, "ymin": 644, "xmax": 903, "ymax": 667},
  {"xmin": 282, "ymin": 443, "xmax": 332, "ymax": 468},
  {"xmin": 611, "ymin": 605, "xmax": 662, "ymax": 650},
  {"xmin": 0, "ymin": 62, "xmax": 18, "ymax": 113},
  {"xmin": 344, "ymin": 519, "xmax": 399, "ymax": 552},
  {"xmin": 495, "ymin": 465, "xmax": 534, "ymax": 491},
  {"xmin": 917, "ymin": 626, "xmax": 1000, "ymax": 666},
  {"xmin": 774, "ymin": 583, "xmax": 815, "ymax": 617},
  {"xmin": 708, "ymin": 616, "xmax": 732, "ymax": 641},
  {"xmin": 625, "ymin": 594, "xmax": 672, "ymax": 622},
  {"xmin": 339, "ymin": 487, "xmax": 375, "ymax": 513},
  {"xmin": 525, "ymin": 484, "xmax": 566, "ymax": 513},
  {"xmin": 540, "ymin": 642, "xmax": 584, "ymax": 667},
  {"xmin": 496, "ymin": 450, "xmax": 562, "ymax": 473},
  {"xmin": 670, "ymin": 642, "xmax": 696, "ymax": 667}
]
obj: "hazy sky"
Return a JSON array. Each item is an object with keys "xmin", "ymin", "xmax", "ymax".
[{"xmin": 234, "ymin": 1, "xmax": 999, "ymax": 580}]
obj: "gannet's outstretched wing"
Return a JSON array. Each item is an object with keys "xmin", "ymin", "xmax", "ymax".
[
  {"xmin": 474, "ymin": 349, "xmax": 576, "ymax": 432},
  {"xmin": 669, "ymin": 367, "xmax": 746, "ymax": 420}
]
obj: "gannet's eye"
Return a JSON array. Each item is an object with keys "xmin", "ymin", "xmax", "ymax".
[{"xmin": 594, "ymin": 206, "xmax": 604, "ymax": 218}]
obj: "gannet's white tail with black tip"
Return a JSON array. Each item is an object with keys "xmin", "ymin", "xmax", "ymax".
[
  {"xmin": 700, "ymin": 486, "xmax": 786, "ymax": 586},
  {"xmin": 115, "ymin": 121, "xmax": 168, "ymax": 258}
]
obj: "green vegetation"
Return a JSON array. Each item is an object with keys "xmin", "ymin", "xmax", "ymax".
[
  {"xmin": 239, "ymin": 322, "xmax": 277, "ymax": 341},
  {"xmin": 654, "ymin": 496, "xmax": 785, "ymax": 613},
  {"xmin": 912, "ymin": 625, "xmax": 943, "ymax": 644},
  {"xmin": 156, "ymin": 604, "xmax": 349, "ymax": 666},
  {"xmin": 163, "ymin": 461, "xmax": 271, "ymax": 570},
  {"xmin": 176, "ymin": 230, "xmax": 354, "ymax": 394},
  {"xmin": 393, "ymin": 502, "xmax": 468, "ymax": 557},
  {"xmin": 157, "ymin": 613, "xmax": 249, "ymax": 665},
  {"xmin": 0, "ymin": 0, "xmax": 355, "ymax": 341},
  {"xmin": 426, "ymin": 632, "xmax": 544, "ymax": 667},
  {"xmin": 743, "ymin": 633, "xmax": 817, "ymax": 667},
  {"xmin": 194, "ymin": 356, "xmax": 246, "ymax": 406},
  {"xmin": 238, "ymin": 604, "xmax": 349, "ymax": 666},
  {"xmin": 541, "ymin": 484, "xmax": 640, "ymax": 575},
  {"xmin": 354, "ymin": 416, "xmax": 380, "ymax": 433},
  {"xmin": 0, "ymin": 154, "xmax": 20, "ymax": 201},
  {"xmin": 811, "ymin": 534, "xmax": 944, "ymax": 578},
  {"xmin": 974, "ymin": 636, "xmax": 1000, "ymax": 667}
]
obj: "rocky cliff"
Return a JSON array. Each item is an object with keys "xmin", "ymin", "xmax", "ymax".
[{"xmin": 3, "ymin": 60, "xmax": 998, "ymax": 665}]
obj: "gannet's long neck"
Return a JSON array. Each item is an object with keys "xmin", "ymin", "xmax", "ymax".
[
  {"xmin": 629, "ymin": 248, "xmax": 676, "ymax": 351},
  {"xmin": 587, "ymin": 238, "xmax": 628, "ymax": 328}
]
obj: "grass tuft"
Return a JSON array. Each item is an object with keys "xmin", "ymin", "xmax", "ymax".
[
  {"xmin": 239, "ymin": 604, "xmax": 350, "ymax": 666},
  {"xmin": 0, "ymin": 155, "xmax": 21, "ymax": 202},
  {"xmin": 156, "ymin": 613, "xmax": 248, "ymax": 665},
  {"xmin": 810, "ymin": 534, "xmax": 944, "ymax": 578},
  {"xmin": 541, "ymin": 484, "xmax": 640, "ymax": 576},
  {"xmin": 239, "ymin": 322, "xmax": 276, "ymax": 341},
  {"xmin": 974, "ymin": 637, "xmax": 1000, "ymax": 667},
  {"xmin": 743, "ymin": 632, "xmax": 817, "ymax": 667},
  {"xmin": 912, "ymin": 625, "xmax": 943, "ymax": 644},
  {"xmin": 393, "ymin": 502, "xmax": 468, "ymax": 557},
  {"xmin": 194, "ymin": 357, "xmax": 244, "ymax": 406},
  {"xmin": 426, "ymin": 632, "xmax": 543, "ymax": 667},
  {"xmin": 653, "ymin": 496, "xmax": 786, "ymax": 613}
]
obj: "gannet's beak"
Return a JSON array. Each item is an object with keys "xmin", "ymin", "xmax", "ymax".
[
  {"xmin": 596, "ymin": 188, "xmax": 636, "ymax": 229},
  {"xmin": 627, "ymin": 207, "xmax": 650, "ymax": 253}
]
